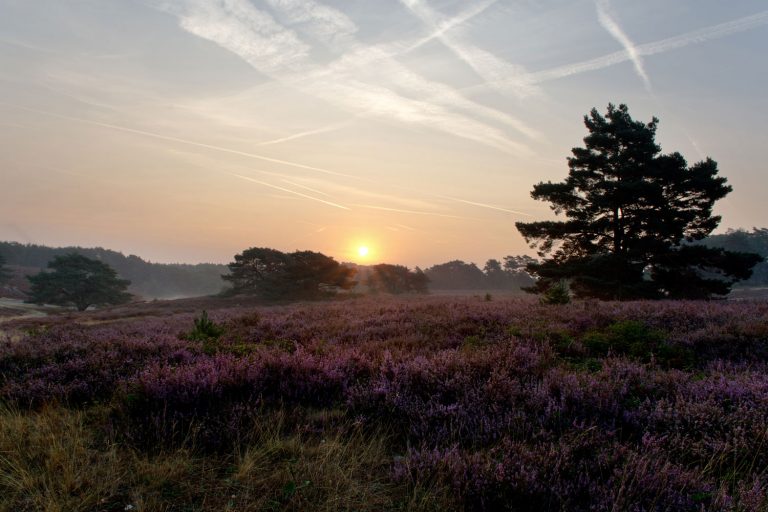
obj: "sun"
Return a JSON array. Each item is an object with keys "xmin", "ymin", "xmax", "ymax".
[{"xmin": 357, "ymin": 246, "xmax": 369, "ymax": 257}]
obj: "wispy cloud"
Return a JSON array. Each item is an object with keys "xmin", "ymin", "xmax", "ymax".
[
  {"xmin": 280, "ymin": 178, "xmax": 331, "ymax": 196},
  {"xmin": 265, "ymin": 0, "xmax": 357, "ymax": 49},
  {"xmin": 532, "ymin": 9, "xmax": 768, "ymax": 84},
  {"xmin": 230, "ymin": 173, "xmax": 350, "ymax": 209},
  {"xmin": 594, "ymin": 0, "xmax": 652, "ymax": 91},
  {"xmin": 257, "ymin": 119, "xmax": 354, "ymax": 146},
  {"xmin": 401, "ymin": 0, "xmax": 495, "ymax": 53},
  {"xmin": 351, "ymin": 204, "xmax": 473, "ymax": 220},
  {"xmin": 400, "ymin": 0, "xmax": 539, "ymax": 100},
  {"xmin": 437, "ymin": 195, "xmax": 532, "ymax": 216},
  {"xmin": 156, "ymin": 0, "xmax": 536, "ymax": 153},
  {"xmin": 163, "ymin": 0, "xmax": 310, "ymax": 74},
  {"xmin": 2, "ymin": 102, "xmax": 356, "ymax": 178}
]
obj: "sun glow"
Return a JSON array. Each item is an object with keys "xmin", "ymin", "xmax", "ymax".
[{"xmin": 358, "ymin": 246, "xmax": 369, "ymax": 257}]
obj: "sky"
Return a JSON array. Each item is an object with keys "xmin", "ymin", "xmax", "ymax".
[{"xmin": 0, "ymin": 0, "xmax": 766, "ymax": 267}]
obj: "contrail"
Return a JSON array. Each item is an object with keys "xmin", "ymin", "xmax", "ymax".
[
  {"xmin": 0, "ymin": 102, "xmax": 356, "ymax": 178},
  {"xmin": 351, "ymin": 203, "xmax": 473, "ymax": 220},
  {"xmin": 257, "ymin": 120, "xmax": 354, "ymax": 146},
  {"xmin": 401, "ymin": 0, "xmax": 498, "ymax": 54},
  {"xmin": 230, "ymin": 173, "xmax": 350, "ymax": 210},
  {"xmin": 280, "ymin": 178, "xmax": 332, "ymax": 197},
  {"xmin": 532, "ymin": 9, "xmax": 768, "ymax": 84},
  {"xmin": 438, "ymin": 195, "xmax": 533, "ymax": 217},
  {"xmin": 595, "ymin": 0, "xmax": 652, "ymax": 92}
]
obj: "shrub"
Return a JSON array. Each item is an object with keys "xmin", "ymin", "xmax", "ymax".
[
  {"xmin": 540, "ymin": 280, "xmax": 570, "ymax": 305},
  {"xmin": 184, "ymin": 311, "xmax": 225, "ymax": 342}
]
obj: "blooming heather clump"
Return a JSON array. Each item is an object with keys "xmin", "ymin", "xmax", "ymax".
[{"xmin": 2, "ymin": 297, "xmax": 768, "ymax": 509}]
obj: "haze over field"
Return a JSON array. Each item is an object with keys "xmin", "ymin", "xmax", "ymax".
[{"xmin": 1, "ymin": 0, "xmax": 766, "ymax": 266}]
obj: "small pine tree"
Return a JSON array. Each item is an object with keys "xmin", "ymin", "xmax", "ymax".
[
  {"xmin": 541, "ymin": 280, "xmax": 571, "ymax": 305},
  {"xmin": 186, "ymin": 310, "xmax": 225, "ymax": 341}
]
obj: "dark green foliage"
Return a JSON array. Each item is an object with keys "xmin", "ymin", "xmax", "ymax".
[
  {"xmin": 425, "ymin": 257, "xmax": 536, "ymax": 291},
  {"xmin": 516, "ymin": 103, "xmax": 761, "ymax": 300},
  {"xmin": 223, "ymin": 247, "xmax": 356, "ymax": 300},
  {"xmin": 582, "ymin": 320, "xmax": 693, "ymax": 367},
  {"xmin": 26, "ymin": 253, "xmax": 132, "ymax": 311},
  {"xmin": 185, "ymin": 310, "xmax": 225, "ymax": 342},
  {"xmin": 184, "ymin": 310, "xmax": 226, "ymax": 354},
  {"xmin": 366, "ymin": 264, "xmax": 429, "ymax": 294},
  {"xmin": 0, "ymin": 241, "xmax": 227, "ymax": 298},
  {"xmin": 425, "ymin": 260, "xmax": 486, "ymax": 289},
  {"xmin": 700, "ymin": 228, "xmax": 768, "ymax": 286},
  {"xmin": 540, "ymin": 280, "xmax": 571, "ymax": 305},
  {"xmin": 0, "ymin": 253, "xmax": 10, "ymax": 283}
]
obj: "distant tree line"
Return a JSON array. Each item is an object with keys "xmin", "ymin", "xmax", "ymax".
[
  {"xmin": 423, "ymin": 256, "xmax": 535, "ymax": 292},
  {"xmin": 366, "ymin": 264, "xmax": 429, "ymax": 294},
  {"xmin": 698, "ymin": 228, "xmax": 768, "ymax": 286},
  {"xmin": 0, "ymin": 242, "xmax": 227, "ymax": 299}
]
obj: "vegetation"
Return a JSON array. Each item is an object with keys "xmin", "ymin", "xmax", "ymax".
[
  {"xmin": 516, "ymin": 103, "xmax": 761, "ymax": 300},
  {"xmin": 701, "ymin": 228, "xmax": 768, "ymax": 286},
  {"xmin": 366, "ymin": 264, "xmax": 429, "ymax": 294},
  {"xmin": 223, "ymin": 247, "xmax": 356, "ymax": 300},
  {"xmin": 539, "ymin": 279, "xmax": 570, "ymax": 305},
  {"xmin": 0, "ymin": 241, "xmax": 227, "ymax": 299},
  {"xmin": 184, "ymin": 310, "xmax": 226, "ymax": 341},
  {"xmin": 0, "ymin": 253, "xmax": 10, "ymax": 283},
  {"xmin": 2, "ymin": 297, "xmax": 768, "ymax": 510},
  {"xmin": 425, "ymin": 257, "xmax": 534, "ymax": 291},
  {"xmin": 26, "ymin": 253, "xmax": 132, "ymax": 311}
]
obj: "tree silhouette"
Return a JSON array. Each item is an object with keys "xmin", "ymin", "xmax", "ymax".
[
  {"xmin": 223, "ymin": 247, "xmax": 356, "ymax": 300},
  {"xmin": 516, "ymin": 103, "xmax": 761, "ymax": 299},
  {"xmin": 366, "ymin": 264, "xmax": 429, "ymax": 294},
  {"xmin": 27, "ymin": 253, "xmax": 132, "ymax": 310}
]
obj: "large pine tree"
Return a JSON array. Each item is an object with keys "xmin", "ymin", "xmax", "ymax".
[{"xmin": 516, "ymin": 103, "xmax": 761, "ymax": 300}]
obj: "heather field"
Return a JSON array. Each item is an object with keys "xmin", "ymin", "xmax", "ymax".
[{"xmin": 2, "ymin": 297, "xmax": 768, "ymax": 511}]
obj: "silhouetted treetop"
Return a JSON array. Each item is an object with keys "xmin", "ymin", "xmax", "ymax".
[
  {"xmin": 516, "ymin": 103, "xmax": 761, "ymax": 300},
  {"xmin": 223, "ymin": 247, "xmax": 356, "ymax": 300},
  {"xmin": 366, "ymin": 264, "xmax": 429, "ymax": 294},
  {"xmin": 26, "ymin": 253, "xmax": 132, "ymax": 311}
]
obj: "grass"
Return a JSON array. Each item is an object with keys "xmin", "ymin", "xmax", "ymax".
[{"xmin": 0, "ymin": 405, "xmax": 451, "ymax": 512}]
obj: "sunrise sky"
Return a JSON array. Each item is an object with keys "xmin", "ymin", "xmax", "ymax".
[{"xmin": 1, "ymin": 0, "xmax": 766, "ymax": 266}]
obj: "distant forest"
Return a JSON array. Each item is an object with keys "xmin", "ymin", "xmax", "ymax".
[
  {"xmin": 0, "ymin": 242, "xmax": 228, "ymax": 299},
  {"xmin": 0, "ymin": 228, "xmax": 765, "ymax": 300},
  {"xmin": 698, "ymin": 228, "xmax": 768, "ymax": 286}
]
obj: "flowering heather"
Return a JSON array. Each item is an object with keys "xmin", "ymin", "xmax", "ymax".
[{"xmin": 2, "ymin": 297, "xmax": 768, "ymax": 510}]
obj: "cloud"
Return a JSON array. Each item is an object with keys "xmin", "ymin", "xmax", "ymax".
[
  {"xmin": 265, "ymin": 0, "xmax": 357, "ymax": 48},
  {"xmin": 351, "ymin": 204, "xmax": 473, "ymax": 220},
  {"xmin": 164, "ymin": 0, "xmax": 311, "ymax": 74},
  {"xmin": 230, "ymin": 173, "xmax": 350, "ymax": 209},
  {"xmin": 595, "ymin": 0, "xmax": 652, "ymax": 91},
  {"xmin": 157, "ymin": 0, "xmax": 536, "ymax": 153},
  {"xmin": 280, "ymin": 178, "xmax": 331, "ymax": 196},
  {"xmin": 256, "ymin": 119, "xmax": 354, "ymax": 146},
  {"xmin": 532, "ymin": 9, "xmax": 768, "ymax": 84},
  {"xmin": 436, "ymin": 195, "xmax": 532, "ymax": 216},
  {"xmin": 400, "ymin": 0, "xmax": 539, "ymax": 100},
  {"xmin": 2, "ymin": 102, "xmax": 355, "ymax": 178}
]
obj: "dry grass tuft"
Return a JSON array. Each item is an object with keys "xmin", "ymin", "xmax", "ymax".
[{"xmin": 0, "ymin": 406, "xmax": 452, "ymax": 511}]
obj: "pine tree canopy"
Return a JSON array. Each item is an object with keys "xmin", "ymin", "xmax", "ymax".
[
  {"xmin": 516, "ymin": 103, "xmax": 762, "ymax": 300},
  {"xmin": 223, "ymin": 247, "xmax": 356, "ymax": 300},
  {"xmin": 26, "ymin": 253, "xmax": 132, "ymax": 310}
]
